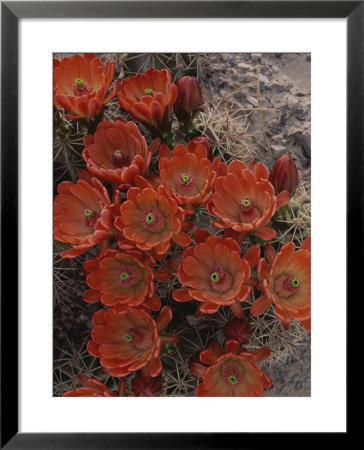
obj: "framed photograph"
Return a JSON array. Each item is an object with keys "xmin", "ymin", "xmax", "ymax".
[{"xmin": 1, "ymin": 1, "xmax": 355, "ymax": 448}]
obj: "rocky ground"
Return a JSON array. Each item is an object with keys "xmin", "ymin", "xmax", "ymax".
[
  {"xmin": 53, "ymin": 53, "xmax": 311, "ymax": 397},
  {"xmin": 201, "ymin": 52, "xmax": 311, "ymax": 176}
]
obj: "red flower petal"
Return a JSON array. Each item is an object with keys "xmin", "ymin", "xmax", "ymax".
[
  {"xmin": 225, "ymin": 339, "xmax": 240, "ymax": 354},
  {"xmin": 255, "ymin": 226, "xmax": 276, "ymax": 241},
  {"xmin": 149, "ymin": 356, "xmax": 163, "ymax": 377},
  {"xmin": 230, "ymin": 300, "xmax": 245, "ymax": 318},
  {"xmin": 172, "ymin": 289, "xmax": 193, "ymax": 302},
  {"xmin": 258, "ymin": 258, "xmax": 271, "ymax": 280},
  {"xmin": 156, "ymin": 306, "xmax": 173, "ymax": 331},
  {"xmin": 250, "ymin": 295, "xmax": 272, "ymax": 317},
  {"xmin": 252, "ymin": 346, "xmax": 271, "ymax": 362},
  {"xmin": 154, "ymin": 268, "xmax": 172, "ymax": 281},
  {"xmin": 173, "ymin": 231, "xmax": 191, "ymax": 247},
  {"xmin": 193, "ymin": 228, "xmax": 211, "ymax": 244},
  {"xmin": 200, "ymin": 349, "xmax": 219, "ymax": 365},
  {"xmin": 243, "ymin": 245, "xmax": 261, "ymax": 268}
]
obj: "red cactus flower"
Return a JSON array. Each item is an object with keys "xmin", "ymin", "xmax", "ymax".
[
  {"xmin": 115, "ymin": 186, "xmax": 191, "ymax": 256},
  {"xmin": 82, "ymin": 120, "xmax": 160, "ymax": 190},
  {"xmin": 83, "ymin": 248, "xmax": 170, "ymax": 310},
  {"xmin": 193, "ymin": 340, "xmax": 272, "ymax": 396},
  {"xmin": 208, "ymin": 160, "xmax": 289, "ymax": 241},
  {"xmin": 62, "ymin": 374, "xmax": 116, "ymax": 397},
  {"xmin": 251, "ymin": 237, "xmax": 311, "ymax": 330},
  {"xmin": 131, "ymin": 371, "xmax": 163, "ymax": 397},
  {"xmin": 117, "ymin": 68, "xmax": 178, "ymax": 134},
  {"xmin": 188, "ymin": 136, "xmax": 212, "ymax": 159},
  {"xmin": 88, "ymin": 306, "xmax": 179, "ymax": 378},
  {"xmin": 83, "ymin": 248, "xmax": 166, "ymax": 311},
  {"xmin": 54, "ymin": 179, "xmax": 117, "ymax": 258},
  {"xmin": 269, "ymin": 154, "xmax": 298, "ymax": 196},
  {"xmin": 172, "ymin": 229, "xmax": 260, "ymax": 317},
  {"xmin": 159, "ymin": 143, "xmax": 220, "ymax": 213},
  {"xmin": 174, "ymin": 76, "xmax": 202, "ymax": 121},
  {"xmin": 223, "ymin": 318, "xmax": 253, "ymax": 346},
  {"xmin": 54, "ymin": 53, "xmax": 117, "ymax": 121}
]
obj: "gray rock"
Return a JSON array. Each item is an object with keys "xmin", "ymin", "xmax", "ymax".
[
  {"xmin": 259, "ymin": 73, "xmax": 270, "ymax": 86},
  {"xmin": 271, "ymin": 134, "xmax": 284, "ymax": 143},
  {"xmin": 298, "ymin": 129, "xmax": 311, "ymax": 156},
  {"xmin": 246, "ymin": 95, "xmax": 259, "ymax": 107},
  {"xmin": 271, "ymin": 144, "xmax": 287, "ymax": 156},
  {"xmin": 251, "ymin": 53, "xmax": 263, "ymax": 61},
  {"xmin": 284, "ymin": 93, "xmax": 300, "ymax": 109},
  {"xmin": 234, "ymin": 90, "xmax": 247, "ymax": 100},
  {"xmin": 237, "ymin": 62, "xmax": 251, "ymax": 70}
]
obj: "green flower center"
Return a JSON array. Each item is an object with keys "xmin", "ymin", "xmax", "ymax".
[
  {"xmin": 290, "ymin": 278, "xmax": 300, "ymax": 288},
  {"xmin": 84, "ymin": 209, "xmax": 95, "ymax": 218},
  {"xmin": 228, "ymin": 374, "xmax": 238, "ymax": 385},
  {"xmin": 124, "ymin": 333, "xmax": 134, "ymax": 343},
  {"xmin": 210, "ymin": 272, "xmax": 220, "ymax": 283},
  {"xmin": 241, "ymin": 199, "xmax": 251, "ymax": 207},
  {"xmin": 146, "ymin": 213, "xmax": 155, "ymax": 224},
  {"xmin": 75, "ymin": 78, "xmax": 85, "ymax": 88},
  {"xmin": 120, "ymin": 272, "xmax": 130, "ymax": 281},
  {"xmin": 144, "ymin": 88, "xmax": 154, "ymax": 96},
  {"xmin": 181, "ymin": 175, "xmax": 190, "ymax": 184}
]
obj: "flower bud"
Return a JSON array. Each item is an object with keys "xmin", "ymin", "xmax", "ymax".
[
  {"xmin": 188, "ymin": 351, "xmax": 207, "ymax": 379},
  {"xmin": 131, "ymin": 371, "xmax": 162, "ymax": 397},
  {"xmin": 174, "ymin": 76, "xmax": 202, "ymax": 121},
  {"xmin": 188, "ymin": 136, "xmax": 212, "ymax": 159},
  {"xmin": 223, "ymin": 318, "xmax": 253, "ymax": 346},
  {"xmin": 269, "ymin": 154, "xmax": 298, "ymax": 196}
]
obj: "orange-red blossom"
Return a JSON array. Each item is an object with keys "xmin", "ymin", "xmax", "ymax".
[
  {"xmin": 191, "ymin": 340, "xmax": 272, "ymax": 396},
  {"xmin": 159, "ymin": 143, "xmax": 221, "ymax": 214},
  {"xmin": 54, "ymin": 53, "xmax": 117, "ymax": 121},
  {"xmin": 251, "ymin": 237, "xmax": 311, "ymax": 330},
  {"xmin": 88, "ymin": 306, "xmax": 179, "ymax": 378},
  {"xmin": 117, "ymin": 67, "xmax": 177, "ymax": 134},
  {"xmin": 115, "ymin": 186, "xmax": 191, "ymax": 257},
  {"xmin": 53, "ymin": 179, "xmax": 119, "ymax": 258},
  {"xmin": 83, "ymin": 248, "xmax": 171, "ymax": 311},
  {"xmin": 173, "ymin": 229, "xmax": 260, "ymax": 317},
  {"xmin": 82, "ymin": 119, "xmax": 160, "ymax": 190},
  {"xmin": 208, "ymin": 160, "xmax": 289, "ymax": 241}
]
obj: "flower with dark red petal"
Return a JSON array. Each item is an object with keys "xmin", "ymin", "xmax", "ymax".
[
  {"xmin": 54, "ymin": 53, "xmax": 117, "ymax": 121},
  {"xmin": 117, "ymin": 68, "xmax": 178, "ymax": 135},
  {"xmin": 83, "ymin": 248, "xmax": 170, "ymax": 310},
  {"xmin": 159, "ymin": 143, "xmax": 220, "ymax": 213},
  {"xmin": 251, "ymin": 237, "xmax": 311, "ymax": 330},
  {"xmin": 54, "ymin": 179, "xmax": 117, "ymax": 258},
  {"xmin": 223, "ymin": 318, "xmax": 253, "ymax": 346},
  {"xmin": 115, "ymin": 186, "xmax": 191, "ymax": 256},
  {"xmin": 189, "ymin": 351, "xmax": 208, "ymax": 379},
  {"xmin": 62, "ymin": 374, "xmax": 116, "ymax": 397},
  {"xmin": 269, "ymin": 154, "xmax": 298, "ymax": 196},
  {"xmin": 208, "ymin": 160, "xmax": 289, "ymax": 241},
  {"xmin": 172, "ymin": 229, "xmax": 260, "ymax": 318},
  {"xmin": 193, "ymin": 340, "xmax": 272, "ymax": 396},
  {"xmin": 188, "ymin": 136, "xmax": 213, "ymax": 159},
  {"xmin": 82, "ymin": 120, "xmax": 160, "ymax": 190},
  {"xmin": 174, "ymin": 76, "xmax": 202, "ymax": 121},
  {"xmin": 88, "ymin": 306, "xmax": 179, "ymax": 378},
  {"xmin": 131, "ymin": 371, "xmax": 163, "ymax": 397}
]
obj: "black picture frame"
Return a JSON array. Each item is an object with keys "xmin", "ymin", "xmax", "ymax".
[{"xmin": 1, "ymin": 1, "xmax": 355, "ymax": 448}]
